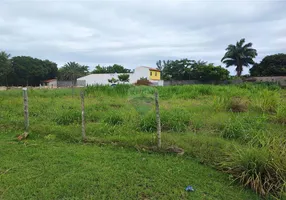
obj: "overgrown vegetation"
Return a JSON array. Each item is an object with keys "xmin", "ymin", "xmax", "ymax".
[{"xmin": 0, "ymin": 84, "xmax": 285, "ymax": 199}]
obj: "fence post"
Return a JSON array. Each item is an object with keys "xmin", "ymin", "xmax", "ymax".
[
  {"xmin": 23, "ymin": 88, "xmax": 29, "ymax": 132},
  {"xmin": 80, "ymin": 91, "xmax": 86, "ymax": 141},
  {"xmin": 155, "ymin": 91, "xmax": 161, "ymax": 148}
]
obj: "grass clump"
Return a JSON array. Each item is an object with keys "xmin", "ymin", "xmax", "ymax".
[
  {"xmin": 140, "ymin": 108, "xmax": 191, "ymax": 132},
  {"xmin": 104, "ymin": 114, "xmax": 124, "ymax": 125},
  {"xmin": 252, "ymin": 90, "xmax": 280, "ymax": 113},
  {"xmin": 220, "ymin": 115, "xmax": 267, "ymax": 142},
  {"xmin": 275, "ymin": 103, "xmax": 286, "ymax": 124},
  {"xmin": 54, "ymin": 109, "xmax": 81, "ymax": 125},
  {"xmin": 220, "ymin": 145, "xmax": 286, "ymax": 198}
]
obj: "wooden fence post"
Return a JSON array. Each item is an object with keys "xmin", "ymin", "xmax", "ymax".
[
  {"xmin": 155, "ymin": 91, "xmax": 161, "ymax": 148},
  {"xmin": 23, "ymin": 88, "xmax": 29, "ymax": 132},
  {"xmin": 80, "ymin": 91, "xmax": 86, "ymax": 141}
]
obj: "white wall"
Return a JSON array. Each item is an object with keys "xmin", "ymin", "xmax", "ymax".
[
  {"xmin": 130, "ymin": 67, "xmax": 150, "ymax": 83},
  {"xmin": 77, "ymin": 67, "xmax": 156, "ymax": 86},
  {"xmin": 47, "ymin": 80, "xmax": 57, "ymax": 88},
  {"xmin": 77, "ymin": 73, "xmax": 125, "ymax": 86}
]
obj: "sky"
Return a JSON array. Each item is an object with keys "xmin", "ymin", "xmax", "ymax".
[{"xmin": 1, "ymin": 0, "xmax": 286, "ymax": 75}]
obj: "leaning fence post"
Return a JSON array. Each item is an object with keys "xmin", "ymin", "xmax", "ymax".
[
  {"xmin": 80, "ymin": 91, "xmax": 86, "ymax": 141},
  {"xmin": 155, "ymin": 91, "xmax": 161, "ymax": 148},
  {"xmin": 23, "ymin": 88, "xmax": 29, "ymax": 132}
]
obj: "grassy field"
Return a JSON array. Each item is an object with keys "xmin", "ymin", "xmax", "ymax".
[{"xmin": 1, "ymin": 84, "xmax": 285, "ymax": 199}]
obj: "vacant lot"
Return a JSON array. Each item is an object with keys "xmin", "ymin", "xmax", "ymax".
[{"xmin": 1, "ymin": 84, "xmax": 285, "ymax": 199}]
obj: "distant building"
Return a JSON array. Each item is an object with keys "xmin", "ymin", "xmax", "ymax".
[
  {"xmin": 77, "ymin": 66, "xmax": 162, "ymax": 86},
  {"xmin": 43, "ymin": 79, "xmax": 57, "ymax": 88}
]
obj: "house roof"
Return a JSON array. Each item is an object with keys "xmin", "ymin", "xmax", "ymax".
[
  {"xmin": 138, "ymin": 66, "xmax": 161, "ymax": 72},
  {"xmin": 43, "ymin": 79, "xmax": 57, "ymax": 83}
]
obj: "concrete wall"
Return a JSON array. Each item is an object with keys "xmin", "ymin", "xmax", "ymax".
[
  {"xmin": 77, "ymin": 73, "xmax": 132, "ymax": 86},
  {"xmin": 77, "ymin": 80, "xmax": 86, "ymax": 87},
  {"xmin": 57, "ymin": 81, "xmax": 73, "ymax": 87},
  {"xmin": 245, "ymin": 76, "xmax": 286, "ymax": 87},
  {"xmin": 163, "ymin": 80, "xmax": 201, "ymax": 86},
  {"xmin": 47, "ymin": 80, "xmax": 57, "ymax": 88},
  {"xmin": 77, "ymin": 67, "xmax": 156, "ymax": 86},
  {"xmin": 0, "ymin": 86, "xmax": 7, "ymax": 91},
  {"xmin": 131, "ymin": 67, "xmax": 150, "ymax": 83}
]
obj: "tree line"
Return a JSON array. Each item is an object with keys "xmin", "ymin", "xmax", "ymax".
[
  {"xmin": 0, "ymin": 38, "xmax": 285, "ymax": 86},
  {"xmin": 158, "ymin": 38, "xmax": 285, "ymax": 81},
  {"xmin": 0, "ymin": 54, "xmax": 131, "ymax": 86}
]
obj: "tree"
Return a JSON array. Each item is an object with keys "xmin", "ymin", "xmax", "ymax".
[
  {"xmin": 92, "ymin": 64, "xmax": 131, "ymax": 74},
  {"xmin": 156, "ymin": 60, "xmax": 163, "ymax": 71},
  {"xmin": 192, "ymin": 63, "xmax": 229, "ymax": 81},
  {"xmin": 108, "ymin": 78, "xmax": 118, "ymax": 84},
  {"xmin": 58, "ymin": 62, "xmax": 89, "ymax": 96},
  {"xmin": 10, "ymin": 56, "xmax": 58, "ymax": 86},
  {"xmin": 162, "ymin": 59, "xmax": 195, "ymax": 80},
  {"xmin": 0, "ymin": 51, "xmax": 12, "ymax": 86},
  {"xmin": 221, "ymin": 38, "xmax": 257, "ymax": 77},
  {"xmin": 250, "ymin": 54, "xmax": 286, "ymax": 76},
  {"xmin": 58, "ymin": 62, "xmax": 89, "ymax": 83},
  {"xmin": 157, "ymin": 59, "xmax": 230, "ymax": 81},
  {"xmin": 118, "ymin": 74, "xmax": 130, "ymax": 83}
]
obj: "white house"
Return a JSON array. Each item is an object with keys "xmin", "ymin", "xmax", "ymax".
[
  {"xmin": 43, "ymin": 79, "xmax": 57, "ymax": 88},
  {"xmin": 77, "ymin": 66, "xmax": 163, "ymax": 86}
]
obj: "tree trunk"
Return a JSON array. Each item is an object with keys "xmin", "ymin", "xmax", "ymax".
[
  {"xmin": 5, "ymin": 75, "xmax": 8, "ymax": 87},
  {"xmin": 236, "ymin": 64, "xmax": 242, "ymax": 77}
]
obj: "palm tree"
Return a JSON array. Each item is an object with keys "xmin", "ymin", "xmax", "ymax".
[
  {"xmin": 221, "ymin": 38, "xmax": 257, "ymax": 77},
  {"xmin": 0, "ymin": 51, "xmax": 12, "ymax": 86},
  {"xmin": 58, "ymin": 62, "xmax": 89, "ymax": 96}
]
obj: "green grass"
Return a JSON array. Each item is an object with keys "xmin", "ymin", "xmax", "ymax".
[
  {"xmin": 1, "ymin": 84, "xmax": 285, "ymax": 199},
  {"xmin": 0, "ymin": 139, "xmax": 258, "ymax": 200}
]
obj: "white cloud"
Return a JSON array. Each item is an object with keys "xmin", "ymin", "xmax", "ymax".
[{"xmin": 0, "ymin": 0, "xmax": 286, "ymax": 75}]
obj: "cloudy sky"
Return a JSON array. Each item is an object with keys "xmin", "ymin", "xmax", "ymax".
[{"xmin": 1, "ymin": 0, "xmax": 286, "ymax": 74}]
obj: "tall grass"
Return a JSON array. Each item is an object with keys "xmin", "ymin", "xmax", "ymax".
[
  {"xmin": 1, "ymin": 83, "xmax": 285, "ymax": 197},
  {"xmin": 220, "ymin": 143, "xmax": 286, "ymax": 198}
]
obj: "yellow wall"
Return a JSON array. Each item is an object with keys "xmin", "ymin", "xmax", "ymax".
[{"xmin": 149, "ymin": 70, "xmax": 161, "ymax": 80}]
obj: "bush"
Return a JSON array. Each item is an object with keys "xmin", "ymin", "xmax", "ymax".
[
  {"xmin": 135, "ymin": 79, "xmax": 152, "ymax": 86},
  {"xmin": 228, "ymin": 97, "xmax": 249, "ymax": 112}
]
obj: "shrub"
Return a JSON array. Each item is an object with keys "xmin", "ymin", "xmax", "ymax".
[
  {"xmin": 228, "ymin": 97, "xmax": 249, "ymax": 112},
  {"xmin": 135, "ymin": 79, "xmax": 152, "ymax": 86}
]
